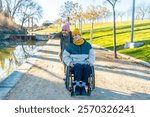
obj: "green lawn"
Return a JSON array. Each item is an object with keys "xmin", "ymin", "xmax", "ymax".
[
  {"xmin": 81, "ymin": 20, "xmax": 150, "ymax": 62},
  {"xmin": 37, "ymin": 20, "xmax": 150, "ymax": 62}
]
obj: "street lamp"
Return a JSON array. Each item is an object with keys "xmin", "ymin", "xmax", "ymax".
[
  {"xmin": 124, "ymin": 0, "xmax": 144, "ymax": 48},
  {"xmin": 130, "ymin": 0, "xmax": 135, "ymax": 43}
]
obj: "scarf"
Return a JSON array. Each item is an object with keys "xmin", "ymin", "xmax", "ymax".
[{"xmin": 73, "ymin": 38, "xmax": 84, "ymax": 46}]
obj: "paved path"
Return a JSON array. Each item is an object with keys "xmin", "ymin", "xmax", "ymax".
[{"xmin": 3, "ymin": 38, "xmax": 150, "ymax": 100}]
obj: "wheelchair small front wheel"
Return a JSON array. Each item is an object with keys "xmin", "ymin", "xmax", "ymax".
[{"xmin": 87, "ymin": 87, "xmax": 92, "ymax": 96}]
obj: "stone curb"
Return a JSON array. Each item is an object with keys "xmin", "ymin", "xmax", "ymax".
[{"xmin": 92, "ymin": 44, "xmax": 150, "ymax": 68}]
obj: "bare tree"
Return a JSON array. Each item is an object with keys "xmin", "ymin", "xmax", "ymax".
[
  {"xmin": 148, "ymin": 4, "xmax": 150, "ymax": 19},
  {"xmin": 82, "ymin": 12, "xmax": 89, "ymax": 24},
  {"xmin": 54, "ymin": 18, "xmax": 63, "ymax": 27},
  {"xmin": 72, "ymin": 3, "xmax": 83, "ymax": 33},
  {"xmin": 126, "ymin": 8, "xmax": 132, "ymax": 20},
  {"xmin": 136, "ymin": 2, "xmax": 149, "ymax": 20},
  {"xmin": 86, "ymin": 5, "xmax": 99, "ymax": 44},
  {"xmin": 18, "ymin": 0, "xmax": 42, "ymax": 29},
  {"xmin": 97, "ymin": 5, "xmax": 112, "ymax": 22},
  {"xmin": 3, "ymin": 0, "xmax": 26, "ymax": 19},
  {"xmin": 2, "ymin": 0, "xmax": 42, "ymax": 28},
  {"xmin": 59, "ymin": 1, "xmax": 76, "ymax": 23},
  {"xmin": 0, "ymin": 0, "xmax": 3, "ymax": 12},
  {"xmin": 104, "ymin": 0, "xmax": 119, "ymax": 58},
  {"xmin": 54, "ymin": 18, "xmax": 63, "ymax": 32},
  {"xmin": 117, "ymin": 11, "xmax": 125, "ymax": 21},
  {"xmin": 102, "ymin": 7, "xmax": 112, "ymax": 22}
]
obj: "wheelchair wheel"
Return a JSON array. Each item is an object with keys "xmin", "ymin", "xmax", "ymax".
[
  {"xmin": 87, "ymin": 85, "xmax": 92, "ymax": 96},
  {"xmin": 87, "ymin": 67, "xmax": 95, "ymax": 96},
  {"xmin": 65, "ymin": 67, "xmax": 72, "ymax": 91},
  {"xmin": 91, "ymin": 66, "xmax": 95, "ymax": 90},
  {"xmin": 65, "ymin": 67, "xmax": 69, "ymax": 90},
  {"xmin": 87, "ymin": 76, "xmax": 93, "ymax": 96}
]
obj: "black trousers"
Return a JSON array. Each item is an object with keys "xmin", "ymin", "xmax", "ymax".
[{"xmin": 72, "ymin": 63, "xmax": 92, "ymax": 84}]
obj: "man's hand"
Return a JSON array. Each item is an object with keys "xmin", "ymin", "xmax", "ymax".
[{"xmin": 69, "ymin": 62, "xmax": 74, "ymax": 67}]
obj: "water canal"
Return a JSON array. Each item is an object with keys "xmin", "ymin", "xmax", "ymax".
[{"xmin": 0, "ymin": 40, "xmax": 47, "ymax": 82}]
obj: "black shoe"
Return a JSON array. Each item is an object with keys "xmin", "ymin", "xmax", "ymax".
[
  {"xmin": 81, "ymin": 86, "xmax": 87, "ymax": 96},
  {"xmin": 75, "ymin": 86, "xmax": 81, "ymax": 95}
]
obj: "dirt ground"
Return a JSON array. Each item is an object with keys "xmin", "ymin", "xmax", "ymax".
[{"xmin": 4, "ymin": 38, "xmax": 150, "ymax": 100}]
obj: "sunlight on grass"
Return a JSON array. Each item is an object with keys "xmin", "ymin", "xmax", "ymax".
[{"xmin": 37, "ymin": 20, "xmax": 150, "ymax": 62}]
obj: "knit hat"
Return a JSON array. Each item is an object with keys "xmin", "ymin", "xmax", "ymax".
[
  {"xmin": 72, "ymin": 28, "xmax": 84, "ymax": 46},
  {"xmin": 72, "ymin": 28, "xmax": 80, "ymax": 36},
  {"xmin": 62, "ymin": 23, "xmax": 70, "ymax": 31}
]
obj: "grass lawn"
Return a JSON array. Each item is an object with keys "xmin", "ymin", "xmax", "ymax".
[
  {"xmin": 36, "ymin": 20, "xmax": 150, "ymax": 62},
  {"xmin": 81, "ymin": 20, "xmax": 150, "ymax": 62}
]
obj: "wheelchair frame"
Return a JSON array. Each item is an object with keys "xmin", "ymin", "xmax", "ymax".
[{"xmin": 65, "ymin": 65, "xmax": 95, "ymax": 96}]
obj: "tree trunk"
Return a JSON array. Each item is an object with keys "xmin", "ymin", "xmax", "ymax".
[
  {"xmin": 141, "ymin": 14, "xmax": 144, "ymax": 20},
  {"xmin": 79, "ymin": 18, "xmax": 82, "ymax": 34},
  {"xmin": 31, "ymin": 17, "xmax": 33, "ymax": 31},
  {"xmin": 21, "ymin": 19, "xmax": 26, "ymax": 29},
  {"xmin": 90, "ymin": 19, "xmax": 94, "ymax": 45},
  {"xmin": 28, "ymin": 18, "xmax": 30, "ymax": 28},
  {"xmin": 0, "ymin": 0, "xmax": 3, "ymax": 11},
  {"xmin": 80, "ymin": 19, "xmax": 82, "ymax": 34},
  {"xmin": 113, "ymin": 6, "xmax": 117, "ymax": 58},
  {"xmin": 74, "ymin": 19, "xmax": 76, "ymax": 28},
  {"xmin": 67, "ymin": 17, "xmax": 70, "ymax": 24},
  {"xmin": 78, "ymin": 19, "xmax": 80, "ymax": 30}
]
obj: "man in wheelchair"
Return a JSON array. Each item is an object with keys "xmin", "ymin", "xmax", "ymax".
[{"xmin": 62, "ymin": 28, "xmax": 95, "ymax": 95}]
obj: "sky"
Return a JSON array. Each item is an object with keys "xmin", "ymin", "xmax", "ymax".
[{"xmin": 34, "ymin": 0, "xmax": 150, "ymax": 25}]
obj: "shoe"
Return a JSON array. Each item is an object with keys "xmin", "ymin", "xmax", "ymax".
[
  {"xmin": 75, "ymin": 86, "xmax": 81, "ymax": 95},
  {"xmin": 81, "ymin": 86, "xmax": 87, "ymax": 96}
]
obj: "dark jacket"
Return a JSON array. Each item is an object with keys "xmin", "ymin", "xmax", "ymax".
[{"xmin": 59, "ymin": 31, "xmax": 73, "ymax": 61}]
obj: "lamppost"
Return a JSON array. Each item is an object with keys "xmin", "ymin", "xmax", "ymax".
[
  {"xmin": 130, "ymin": 0, "xmax": 135, "ymax": 43},
  {"xmin": 124, "ymin": 0, "xmax": 136, "ymax": 48},
  {"xmin": 124, "ymin": 0, "xmax": 144, "ymax": 48}
]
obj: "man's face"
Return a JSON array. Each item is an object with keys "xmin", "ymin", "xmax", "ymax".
[{"xmin": 62, "ymin": 30, "xmax": 69, "ymax": 37}]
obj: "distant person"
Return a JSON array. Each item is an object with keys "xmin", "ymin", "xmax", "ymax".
[{"xmin": 62, "ymin": 28, "xmax": 95, "ymax": 95}]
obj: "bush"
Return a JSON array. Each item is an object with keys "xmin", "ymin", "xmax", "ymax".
[{"xmin": 0, "ymin": 12, "xmax": 17, "ymax": 28}]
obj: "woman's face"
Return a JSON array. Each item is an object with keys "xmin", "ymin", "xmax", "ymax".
[
  {"xmin": 73, "ymin": 34, "xmax": 80, "ymax": 40},
  {"xmin": 62, "ymin": 30, "xmax": 69, "ymax": 37}
]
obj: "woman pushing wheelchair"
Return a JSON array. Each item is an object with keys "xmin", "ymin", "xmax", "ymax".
[{"xmin": 62, "ymin": 28, "xmax": 95, "ymax": 96}]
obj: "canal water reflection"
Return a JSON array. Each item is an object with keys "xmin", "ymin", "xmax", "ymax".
[{"xmin": 0, "ymin": 40, "xmax": 47, "ymax": 82}]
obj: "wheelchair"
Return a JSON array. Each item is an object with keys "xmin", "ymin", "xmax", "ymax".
[{"xmin": 65, "ymin": 65, "xmax": 95, "ymax": 96}]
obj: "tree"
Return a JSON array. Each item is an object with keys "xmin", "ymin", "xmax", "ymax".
[
  {"xmin": 97, "ymin": 5, "xmax": 111, "ymax": 22},
  {"xmin": 86, "ymin": 5, "xmax": 99, "ymax": 44},
  {"xmin": 54, "ymin": 18, "xmax": 63, "ymax": 27},
  {"xmin": 117, "ymin": 11, "xmax": 125, "ymax": 21},
  {"xmin": 104, "ymin": 0, "xmax": 119, "ymax": 58},
  {"xmin": 59, "ymin": 1, "xmax": 75, "ymax": 23},
  {"xmin": 136, "ymin": 2, "xmax": 149, "ymax": 20},
  {"xmin": 3, "ymin": 0, "xmax": 27, "ymax": 19},
  {"xmin": 148, "ymin": 5, "xmax": 150, "ymax": 19},
  {"xmin": 72, "ymin": 3, "xmax": 83, "ymax": 33},
  {"xmin": 53, "ymin": 18, "xmax": 63, "ymax": 32},
  {"xmin": 2, "ymin": 0, "xmax": 42, "ymax": 28},
  {"xmin": 18, "ymin": 0, "xmax": 43, "ymax": 29},
  {"xmin": 0, "ymin": 0, "xmax": 3, "ymax": 12}
]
